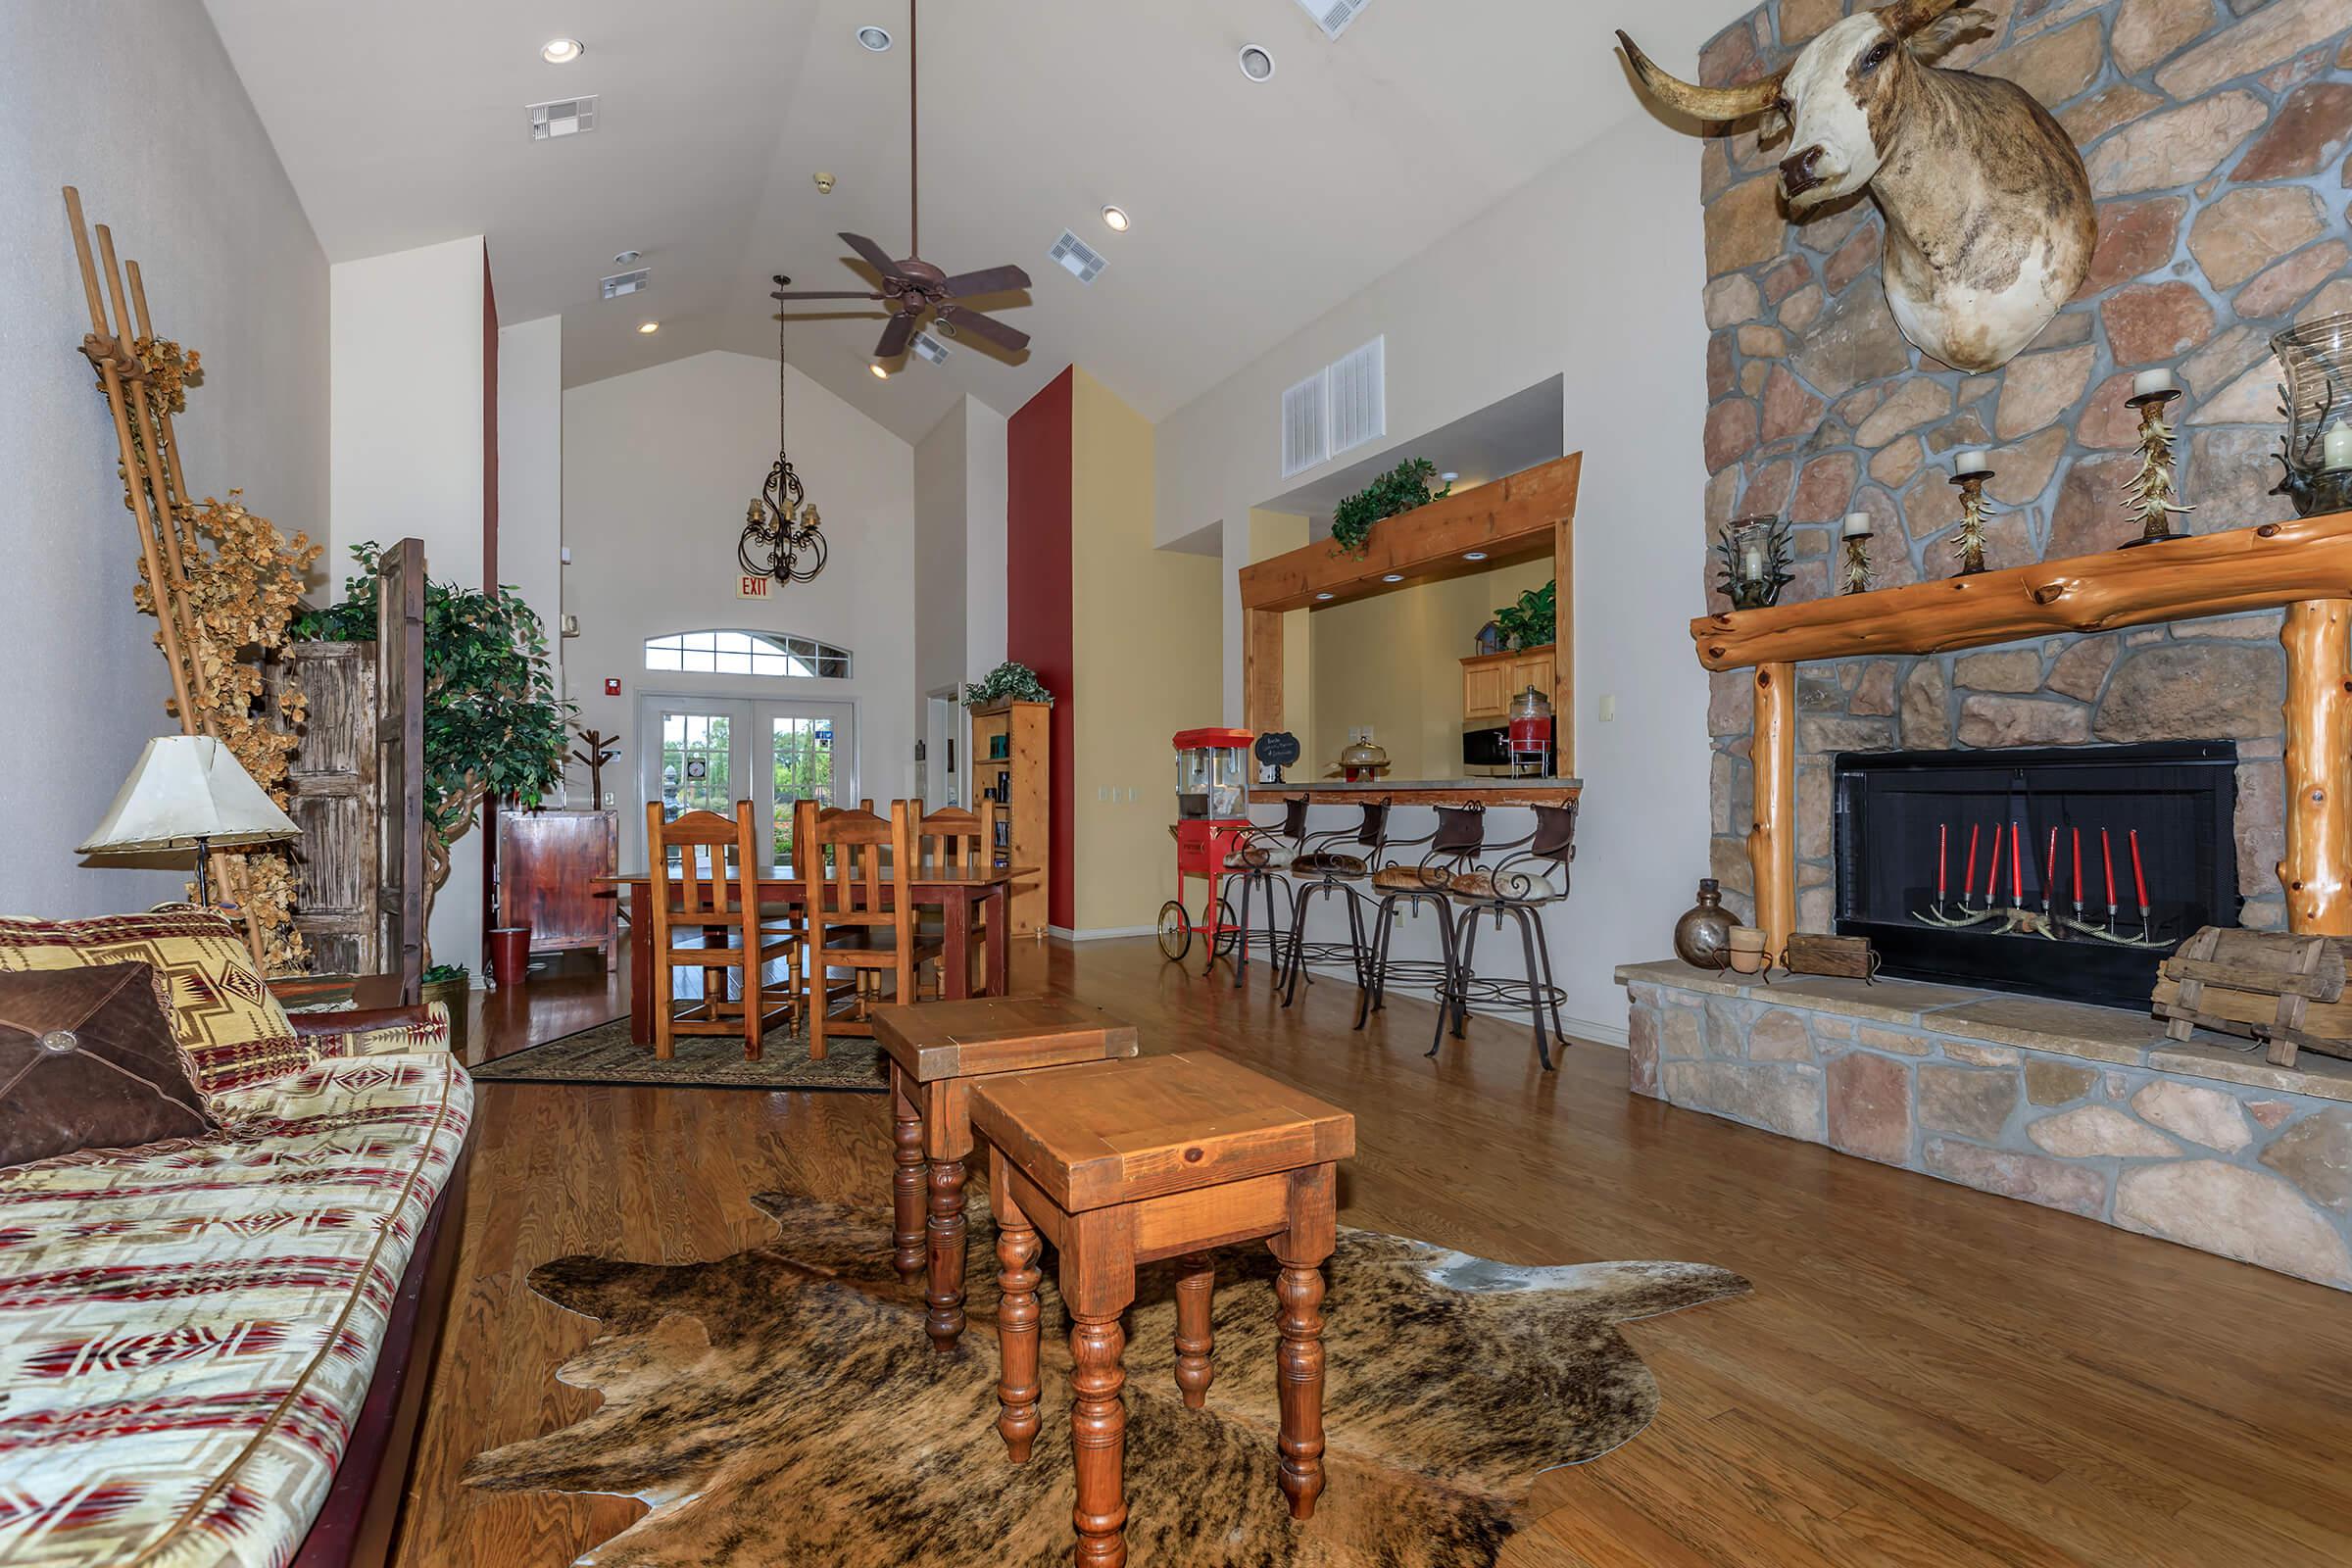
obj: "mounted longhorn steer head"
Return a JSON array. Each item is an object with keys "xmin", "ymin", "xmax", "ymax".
[{"xmin": 1620, "ymin": 0, "xmax": 2095, "ymax": 373}]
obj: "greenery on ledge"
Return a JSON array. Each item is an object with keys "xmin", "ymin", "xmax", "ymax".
[
  {"xmin": 961, "ymin": 660, "xmax": 1054, "ymax": 708},
  {"xmin": 1329, "ymin": 458, "xmax": 1450, "ymax": 559}
]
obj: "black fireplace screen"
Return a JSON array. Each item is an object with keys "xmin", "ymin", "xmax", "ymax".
[{"xmin": 1834, "ymin": 741, "xmax": 2238, "ymax": 1008}]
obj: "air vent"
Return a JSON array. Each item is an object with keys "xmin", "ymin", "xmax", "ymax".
[
  {"xmin": 910, "ymin": 330, "xmax": 949, "ymax": 366},
  {"xmin": 528, "ymin": 95, "xmax": 599, "ymax": 140},
  {"xmin": 600, "ymin": 268, "xmax": 650, "ymax": 300},
  {"xmin": 1280, "ymin": 372, "xmax": 1328, "ymax": 479},
  {"xmin": 1326, "ymin": 336, "xmax": 1385, "ymax": 457},
  {"xmin": 1295, "ymin": 0, "xmax": 1371, "ymax": 40},
  {"xmin": 1048, "ymin": 229, "xmax": 1106, "ymax": 285}
]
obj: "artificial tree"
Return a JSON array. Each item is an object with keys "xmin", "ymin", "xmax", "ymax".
[{"xmin": 296, "ymin": 544, "xmax": 571, "ymax": 963}]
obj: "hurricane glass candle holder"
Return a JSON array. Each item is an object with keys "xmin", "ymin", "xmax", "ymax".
[
  {"xmin": 1716, "ymin": 514, "xmax": 1792, "ymax": 611},
  {"xmin": 2273, "ymin": 312, "xmax": 2352, "ymax": 518}
]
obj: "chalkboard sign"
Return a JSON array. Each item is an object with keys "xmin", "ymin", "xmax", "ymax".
[{"xmin": 1254, "ymin": 731, "xmax": 1300, "ymax": 784}]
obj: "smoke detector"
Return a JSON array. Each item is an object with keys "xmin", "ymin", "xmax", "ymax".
[
  {"xmin": 813, "ymin": 172, "xmax": 836, "ymax": 194},
  {"xmin": 1048, "ymin": 229, "xmax": 1107, "ymax": 285},
  {"xmin": 910, "ymin": 331, "xmax": 949, "ymax": 366},
  {"xmin": 1294, "ymin": 0, "xmax": 1371, "ymax": 40},
  {"xmin": 528, "ymin": 96, "xmax": 599, "ymax": 140},
  {"xmin": 601, "ymin": 268, "xmax": 650, "ymax": 300}
]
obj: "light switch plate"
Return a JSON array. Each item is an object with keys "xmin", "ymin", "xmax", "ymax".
[{"xmin": 1599, "ymin": 694, "xmax": 1617, "ymax": 722}]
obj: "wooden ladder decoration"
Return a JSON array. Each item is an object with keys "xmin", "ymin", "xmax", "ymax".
[{"xmin": 62, "ymin": 186, "xmax": 267, "ymax": 964}]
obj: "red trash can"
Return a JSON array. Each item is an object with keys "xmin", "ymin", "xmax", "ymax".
[{"xmin": 488, "ymin": 926, "xmax": 534, "ymax": 990}]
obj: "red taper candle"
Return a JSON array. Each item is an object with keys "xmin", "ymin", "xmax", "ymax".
[
  {"xmin": 1937, "ymin": 822, "xmax": 1948, "ymax": 900},
  {"xmin": 2010, "ymin": 820, "xmax": 2023, "ymax": 906},
  {"xmin": 2130, "ymin": 828, "xmax": 2148, "ymax": 909},
  {"xmin": 1964, "ymin": 823, "xmax": 1981, "ymax": 899},
  {"xmin": 2101, "ymin": 827, "xmax": 2117, "ymax": 908},
  {"xmin": 2072, "ymin": 827, "xmax": 2083, "ymax": 907},
  {"xmin": 2046, "ymin": 825, "xmax": 2058, "ymax": 906},
  {"xmin": 1985, "ymin": 823, "xmax": 2002, "ymax": 904}
]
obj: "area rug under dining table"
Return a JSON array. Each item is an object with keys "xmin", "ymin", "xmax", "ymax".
[{"xmin": 468, "ymin": 1017, "xmax": 886, "ymax": 1092}]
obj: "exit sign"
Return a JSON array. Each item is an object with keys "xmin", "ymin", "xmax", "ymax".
[{"xmin": 737, "ymin": 573, "xmax": 771, "ymax": 600}]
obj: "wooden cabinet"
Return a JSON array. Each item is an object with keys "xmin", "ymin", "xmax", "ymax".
[
  {"xmin": 497, "ymin": 809, "xmax": 619, "ymax": 969},
  {"xmin": 969, "ymin": 700, "xmax": 1050, "ymax": 939},
  {"xmin": 1462, "ymin": 644, "xmax": 1555, "ymax": 721}
]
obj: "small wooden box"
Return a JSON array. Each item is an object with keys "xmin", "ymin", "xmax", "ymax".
[{"xmin": 1782, "ymin": 932, "xmax": 1878, "ymax": 982}]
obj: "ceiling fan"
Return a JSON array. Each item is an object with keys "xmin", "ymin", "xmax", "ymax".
[{"xmin": 769, "ymin": 0, "xmax": 1032, "ymax": 365}]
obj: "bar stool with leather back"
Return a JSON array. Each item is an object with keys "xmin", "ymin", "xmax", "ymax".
[
  {"xmin": 799, "ymin": 799, "xmax": 940, "ymax": 1060},
  {"xmin": 1354, "ymin": 802, "xmax": 1490, "ymax": 1040},
  {"xmin": 642, "ymin": 799, "xmax": 800, "ymax": 1060},
  {"xmin": 911, "ymin": 800, "xmax": 995, "ymax": 999},
  {"xmin": 1443, "ymin": 802, "xmax": 1579, "ymax": 1069},
  {"xmin": 971, "ymin": 1053, "xmax": 1355, "ymax": 1567},
  {"xmin": 1278, "ymin": 799, "xmax": 1392, "ymax": 1007},
  {"xmin": 1220, "ymin": 794, "xmax": 1308, "ymax": 988}
]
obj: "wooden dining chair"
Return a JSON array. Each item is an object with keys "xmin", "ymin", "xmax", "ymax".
[
  {"xmin": 644, "ymin": 800, "xmax": 800, "ymax": 1061},
  {"xmin": 912, "ymin": 801, "xmax": 995, "ymax": 998},
  {"xmin": 804, "ymin": 800, "xmax": 941, "ymax": 1060}
]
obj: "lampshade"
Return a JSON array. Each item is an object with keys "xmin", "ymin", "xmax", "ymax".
[{"xmin": 77, "ymin": 735, "xmax": 299, "ymax": 856}]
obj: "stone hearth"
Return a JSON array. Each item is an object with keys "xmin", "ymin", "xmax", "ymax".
[{"xmin": 1620, "ymin": 959, "xmax": 2352, "ymax": 1291}]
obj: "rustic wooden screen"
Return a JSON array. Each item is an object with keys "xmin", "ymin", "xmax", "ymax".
[
  {"xmin": 377, "ymin": 540, "xmax": 427, "ymax": 1004},
  {"xmin": 267, "ymin": 641, "xmax": 380, "ymax": 975}
]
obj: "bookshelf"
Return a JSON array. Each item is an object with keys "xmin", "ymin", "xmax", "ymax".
[{"xmin": 967, "ymin": 698, "xmax": 1050, "ymax": 937}]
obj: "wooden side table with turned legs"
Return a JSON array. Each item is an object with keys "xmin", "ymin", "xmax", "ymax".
[
  {"xmin": 968, "ymin": 1053, "xmax": 1356, "ymax": 1567},
  {"xmin": 870, "ymin": 996, "xmax": 1140, "ymax": 1351}
]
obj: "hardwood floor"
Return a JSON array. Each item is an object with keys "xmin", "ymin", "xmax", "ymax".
[{"xmin": 396, "ymin": 940, "xmax": 2352, "ymax": 1567}]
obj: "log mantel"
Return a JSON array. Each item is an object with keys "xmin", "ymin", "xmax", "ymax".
[
  {"xmin": 1690, "ymin": 511, "xmax": 2352, "ymax": 951},
  {"xmin": 1690, "ymin": 511, "xmax": 2352, "ymax": 671}
]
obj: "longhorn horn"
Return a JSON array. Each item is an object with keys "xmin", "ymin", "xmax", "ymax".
[
  {"xmin": 1616, "ymin": 29, "xmax": 1787, "ymax": 122},
  {"xmin": 1875, "ymin": 0, "xmax": 1968, "ymax": 37}
]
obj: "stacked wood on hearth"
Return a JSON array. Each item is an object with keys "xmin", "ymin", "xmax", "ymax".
[{"xmin": 2153, "ymin": 928, "xmax": 2352, "ymax": 1071}]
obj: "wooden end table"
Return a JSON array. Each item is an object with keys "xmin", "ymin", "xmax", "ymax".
[
  {"xmin": 870, "ymin": 996, "xmax": 1140, "ymax": 1352},
  {"xmin": 969, "ymin": 1053, "xmax": 1355, "ymax": 1567}
]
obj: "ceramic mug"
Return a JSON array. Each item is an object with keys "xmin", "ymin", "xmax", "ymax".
[{"xmin": 1726, "ymin": 926, "xmax": 1770, "ymax": 975}]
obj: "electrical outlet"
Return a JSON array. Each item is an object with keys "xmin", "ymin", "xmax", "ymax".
[
  {"xmin": 602, "ymin": 791, "xmax": 615, "ymax": 808},
  {"xmin": 1599, "ymin": 694, "xmax": 1617, "ymax": 722}
]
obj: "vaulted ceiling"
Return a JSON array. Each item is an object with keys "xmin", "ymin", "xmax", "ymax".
[{"xmin": 203, "ymin": 0, "xmax": 1733, "ymax": 443}]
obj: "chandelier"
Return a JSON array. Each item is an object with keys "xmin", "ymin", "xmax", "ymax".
[{"xmin": 737, "ymin": 307, "xmax": 827, "ymax": 583}]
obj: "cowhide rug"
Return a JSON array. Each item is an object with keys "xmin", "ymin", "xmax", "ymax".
[{"xmin": 465, "ymin": 1191, "xmax": 1747, "ymax": 1566}]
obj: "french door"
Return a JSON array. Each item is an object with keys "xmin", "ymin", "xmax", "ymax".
[{"xmin": 639, "ymin": 694, "xmax": 855, "ymax": 866}]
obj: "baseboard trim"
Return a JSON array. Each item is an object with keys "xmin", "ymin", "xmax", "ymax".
[
  {"xmin": 1285, "ymin": 960, "xmax": 1631, "ymax": 1048},
  {"xmin": 1048, "ymin": 923, "xmax": 1160, "ymax": 943}
]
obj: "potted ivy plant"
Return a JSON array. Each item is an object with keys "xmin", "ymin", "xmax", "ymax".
[
  {"xmin": 1329, "ymin": 459, "xmax": 1451, "ymax": 560},
  {"xmin": 961, "ymin": 660, "xmax": 1054, "ymax": 707},
  {"xmin": 295, "ymin": 543, "xmax": 572, "ymax": 969},
  {"xmin": 1493, "ymin": 578, "xmax": 1557, "ymax": 652}
]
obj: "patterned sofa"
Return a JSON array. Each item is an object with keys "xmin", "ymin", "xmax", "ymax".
[{"xmin": 0, "ymin": 910, "xmax": 471, "ymax": 1568}]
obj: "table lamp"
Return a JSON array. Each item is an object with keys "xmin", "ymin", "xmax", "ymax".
[{"xmin": 77, "ymin": 735, "xmax": 300, "ymax": 906}]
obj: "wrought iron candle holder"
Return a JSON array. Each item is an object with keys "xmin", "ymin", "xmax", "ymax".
[
  {"xmin": 1839, "ymin": 512, "xmax": 1874, "ymax": 596},
  {"xmin": 2272, "ymin": 312, "xmax": 2352, "ymax": 518},
  {"xmin": 1716, "ymin": 514, "xmax": 1792, "ymax": 611},
  {"xmin": 1948, "ymin": 458, "xmax": 1994, "ymax": 576},
  {"xmin": 2121, "ymin": 374, "xmax": 2192, "ymax": 548}
]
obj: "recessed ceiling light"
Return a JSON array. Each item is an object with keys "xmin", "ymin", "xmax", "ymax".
[
  {"xmin": 1238, "ymin": 44, "xmax": 1276, "ymax": 81},
  {"xmin": 1381, "ymin": 573, "xmax": 1404, "ymax": 583},
  {"xmin": 636, "ymin": 320, "xmax": 660, "ymax": 334},
  {"xmin": 870, "ymin": 362, "xmax": 891, "ymax": 378},
  {"xmin": 1314, "ymin": 591, "xmax": 1335, "ymax": 601},
  {"xmin": 1101, "ymin": 205, "xmax": 1131, "ymax": 233},
  {"xmin": 612, "ymin": 249, "xmax": 641, "ymax": 267},
  {"xmin": 541, "ymin": 37, "xmax": 584, "ymax": 64},
  {"xmin": 1440, "ymin": 471, "xmax": 1460, "ymax": 483},
  {"xmin": 1462, "ymin": 551, "xmax": 1488, "ymax": 562},
  {"xmin": 857, "ymin": 24, "xmax": 893, "ymax": 51}
]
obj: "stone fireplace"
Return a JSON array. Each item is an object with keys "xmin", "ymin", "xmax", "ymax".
[{"xmin": 1835, "ymin": 740, "xmax": 2240, "ymax": 1007}]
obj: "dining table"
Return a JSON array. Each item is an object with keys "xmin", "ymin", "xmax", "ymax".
[{"xmin": 599, "ymin": 865, "xmax": 1032, "ymax": 1048}]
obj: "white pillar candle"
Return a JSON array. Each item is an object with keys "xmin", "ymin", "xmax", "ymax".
[
  {"xmin": 2325, "ymin": 421, "xmax": 2352, "ymax": 473},
  {"xmin": 2132, "ymin": 368, "xmax": 2180, "ymax": 399},
  {"xmin": 1954, "ymin": 449, "xmax": 1990, "ymax": 476},
  {"xmin": 1741, "ymin": 540, "xmax": 1766, "ymax": 579},
  {"xmin": 1841, "ymin": 512, "xmax": 1874, "ymax": 538}
]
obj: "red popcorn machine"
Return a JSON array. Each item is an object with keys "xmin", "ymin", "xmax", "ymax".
[{"xmin": 1158, "ymin": 728, "xmax": 1256, "ymax": 963}]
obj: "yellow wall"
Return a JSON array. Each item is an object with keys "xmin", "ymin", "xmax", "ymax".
[
  {"xmin": 1070, "ymin": 368, "xmax": 1222, "ymax": 932},
  {"xmin": 1307, "ymin": 558, "xmax": 1550, "ymax": 779}
]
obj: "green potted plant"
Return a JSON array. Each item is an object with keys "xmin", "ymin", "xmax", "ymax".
[
  {"xmin": 961, "ymin": 660, "xmax": 1054, "ymax": 707},
  {"xmin": 1493, "ymin": 578, "xmax": 1557, "ymax": 652},
  {"xmin": 1329, "ymin": 459, "xmax": 1451, "ymax": 559},
  {"xmin": 420, "ymin": 962, "xmax": 470, "ymax": 1054},
  {"xmin": 295, "ymin": 543, "xmax": 573, "ymax": 969}
]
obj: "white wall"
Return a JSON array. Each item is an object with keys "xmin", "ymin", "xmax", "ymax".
[
  {"xmin": 498, "ymin": 313, "xmax": 564, "ymax": 740},
  {"xmin": 1156, "ymin": 110, "xmax": 1711, "ymax": 1041},
  {"xmin": 914, "ymin": 400, "xmax": 970, "ymax": 708},
  {"xmin": 964, "ymin": 399, "xmax": 1009, "ymax": 681},
  {"xmin": 562, "ymin": 351, "xmax": 917, "ymax": 871},
  {"xmin": 0, "ymin": 1, "xmax": 327, "ymax": 918},
  {"xmin": 330, "ymin": 234, "xmax": 485, "ymax": 970}
]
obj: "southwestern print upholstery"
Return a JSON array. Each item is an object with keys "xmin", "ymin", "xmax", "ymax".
[
  {"xmin": 0, "ymin": 909, "xmax": 315, "ymax": 1100},
  {"xmin": 0, "ymin": 964, "xmax": 217, "ymax": 1169},
  {"xmin": 0, "ymin": 1007, "xmax": 467, "ymax": 1568}
]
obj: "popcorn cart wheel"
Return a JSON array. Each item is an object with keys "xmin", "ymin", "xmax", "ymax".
[{"xmin": 1161, "ymin": 728, "xmax": 1257, "ymax": 969}]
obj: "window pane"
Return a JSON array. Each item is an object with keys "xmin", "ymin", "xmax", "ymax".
[
  {"xmin": 647, "ymin": 646, "xmax": 683, "ymax": 670},
  {"xmin": 642, "ymin": 630, "xmax": 853, "ymax": 681},
  {"xmin": 717, "ymin": 649, "xmax": 754, "ymax": 675}
]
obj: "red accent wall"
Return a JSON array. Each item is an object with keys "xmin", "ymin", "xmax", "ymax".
[{"xmin": 1007, "ymin": 368, "xmax": 1074, "ymax": 931}]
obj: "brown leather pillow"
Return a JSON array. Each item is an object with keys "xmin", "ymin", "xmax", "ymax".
[{"xmin": 0, "ymin": 962, "xmax": 219, "ymax": 1168}]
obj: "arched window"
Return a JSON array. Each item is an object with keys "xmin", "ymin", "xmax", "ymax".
[{"xmin": 644, "ymin": 629, "xmax": 852, "ymax": 678}]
